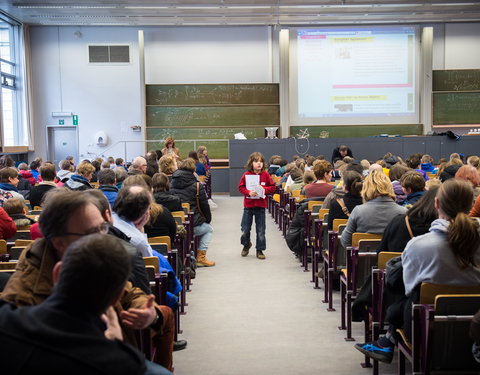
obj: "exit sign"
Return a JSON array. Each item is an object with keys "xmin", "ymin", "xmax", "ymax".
[{"xmin": 73, "ymin": 115, "xmax": 78, "ymax": 125}]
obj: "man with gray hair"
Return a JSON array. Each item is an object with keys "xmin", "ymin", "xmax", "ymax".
[{"xmin": 128, "ymin": 156, "xmax": 147, "ymax": 176}]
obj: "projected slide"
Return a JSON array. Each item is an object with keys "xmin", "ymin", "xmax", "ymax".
[{"xmin": 294, "ymin": 26, "xmax": 417, "ymax": 123}]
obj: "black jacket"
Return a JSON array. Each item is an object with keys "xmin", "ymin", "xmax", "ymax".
[
  {"xmin": 29, "ymin": 184, "xmax": 57, "ymax": 208},
  {"xmin": 331, "ymin": 146, "xmax": 353, "ymax": 163},
  {"xmin": 327, "ymin": 193, "xmax": 363, "ymax": 230},
  {"xmin": 145, "ymin": 206, "xmax": 177, "ymax": 243},
  {"xmin": 0, "ymin": 297, "xmax": 146, "ymax": 374},
  {"xmin": 153, "ymin": 191, "xmax": 183, "ymax": 213},
  {"xmin": 170, "ymin": 169, "xmax": 211, "ymax": 226}
]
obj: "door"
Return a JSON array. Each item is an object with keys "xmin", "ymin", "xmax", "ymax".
[{"xmin": 47, "ymin": 126, "xmax": 78, "ymax": 167}]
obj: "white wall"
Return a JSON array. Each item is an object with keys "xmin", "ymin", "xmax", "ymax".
[{"xmin": 27, "ymin": 23, "xmax": 480, "ymax": 161}]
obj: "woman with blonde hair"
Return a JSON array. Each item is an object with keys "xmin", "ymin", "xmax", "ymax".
[
  {"xmin": 197, "ymin": 145, "xmax": 211, "ymax": 172},
  {"xmin": 340, "ymin": 171, "xmax": 407, "ymax": 247},
  {"xmin": 158, "ymin": 154, "xmax": 178, "ymax": 180}
]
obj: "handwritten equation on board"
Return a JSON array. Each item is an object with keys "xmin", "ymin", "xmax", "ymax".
[
  {"xmin": 146, "ymin": 84, "xmax": 279, "ymax": 105},
  {"xmin": 433, "ymin": 70, "xmax": 480, "ymax": 92}
]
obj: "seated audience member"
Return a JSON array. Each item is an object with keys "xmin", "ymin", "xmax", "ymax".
[
  {"xmin": 400, "ymin": 171, "xmax": 425, "ymax": 207},
  {"xmin": 145, "ymin": 150, "xmax": 159, "ymax": 177},
  {"xmin": 356, "ymin": 179, "xmax": 480, "ymax": 364},
  {"xmin": 455, "ymin": 164, "xmax": 480, "ymax": 201},
  {"xmin": 0, "ymin": 233, "xmax": 172, "ymax": 375},
  {"xmin": 321, "ymin": 161, "xmax": 364, "ymax": 209},
  {"xmin": 152, "ymin": 173, "xmax": 183, "ymax": 213},
  {"xmin": 57, "ymin": 159, "xmax": 75, "ymax": 184},
  {"xmin": 161, "ymin": 136, "xmax": 181, "ymax": 160},
  {"xmin": 389, "ymin": 163, "xmax": 411, "ymax": 204},
  {"xmin": 158, "ymin": 154, "xmax": 178, "ymax": 181},
  {"xmin": 3, "ymin": 198, "xmax": 35, "ymax": 229},
  {"xmin": 197, "ymin": 146, "xmax": 211, "ymax": 173},
  {"xmin": 341, "ymin": 171, "xmax": 407, "ymax": 248},
  {"xmin": 285, "ymin": 167, "xmax": 303, "ymax": 192},
  {"xmin": 107, "ymin": 156, "xmax": 116, "ymax": 169},
  {"xmin": 406, "ymin": 153, "xmax": 429, "ymax": 181},
  {"xmin": 275, "ymin": 159, "xmax": 289, "ymax": 177},
  {"xmin": 0, "ymin": 154, "xmax": 15, "ymax": 169},
  {"xmin": 303, "ymin": 160, "xmax": 334, "ymax": 199},
  {"xmin": 128, "ymin": 156, "xmax": 148, "ymax": 176},
  {"xmin": 144, "ymin": 203, "xmax": 177, "ymax": 243},
  {"xmin": 467, "ymin": 155, "xmax": 480, "ymax": 172},
  {"xmin": 97, "ymin": 168, "xmax": 118, "ymax": 206},
  {"xmin": 304, "ymin": 155, "xmax": 316, "ymax": 171},
  {"xmin": 29, "ymin": 164, "xmax": 58, "ymax": 208},
  {"xmin": 0, "ymin": 189, "xmax": 177, "ymax": 371},
  {"xmin": 439, "ymin": 162, "xmax": 462, "ymax": 182},
  {"xmin": 360, "ymin": 159, "xmax": 370, "ymax": 176},
  {"xmin": 327, "ymin": 171, "xmax": 363, "ymax": 230},
  {"xmin": 0, "ymin": 206, "xmax": 16, "ymax": 239},
  {"xmin": 17, "ymin": 163, "xmax": 35, "ymax": 185},
  {"xmin": 425, "ymin": 178, "xmax": 442, "ymax": 190},
  {"xmin": 267, "ymin": 155, "xmax": 282, "ymax": 175},
  {"xmin": 279, "ymin": 162, "xmax": 295, "ymax": 184},
  {"xmin": 65, "ymin": 161, "xmax": 95, "ymax": 191},
  {"xmin": 90, "ymin": 159, "xmax": 101, "ymax": 183},
  {"xmin": 114, "ymin": 166, "xmax": 128, "ymax": 189},
  {"xmin": 29, "ymin": 160, "xmax": 41, "ymax": 182},
  {"xmin": 101, "ymin": 160, "xmax": 111, "ymax": 170},
  {"xmin": 331, "ymin": 145, "xmax": 353, "ymax": 164},
  {"xmin": 0, "ymin": 167, "xmax": 25, "ymax": 203},
  {"xmin": 171, "ymin": 158, "xmax": 214, "ymax": 267},
  {"xmin": 188, "ymin": 151, "xmax": 206, "ymax": 177},
  {"xmin": 376, "ymin": 185, "xmax": 439, "ymax": 254},
  {"xmin": 420, "ymin": 154, "xmax": 437, "ymax": 173},
  {"xmin": 288, "ymin": 168, "xmax": 307, "ymax": 193}
]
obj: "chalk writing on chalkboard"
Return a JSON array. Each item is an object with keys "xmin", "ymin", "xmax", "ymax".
[
  {"xmin": 433, "ymin": 92, "xmax": 480, "ymax": 125},
  {"xmin": 433, "ymin": 70, "xmax": 480, "ymax": 92}
]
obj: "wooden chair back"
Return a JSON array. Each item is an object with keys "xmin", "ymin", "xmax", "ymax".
[
  {"xmin": 420, "ymin": 282, "xmax": 480, "ymax": 304},
  {"xmin": 0, "ymin": 262, "xmax": 17, "ymax": 270},
  {"xmin": 29, "ymin": 210, "xmax": 42, "ymax": 215},
  {"xmin": 148, "ymin": 236, "xmax": 171, "ymax": 250},
  {"xmin": 291, "ymin": 189, "xmax": 301, "ymax": 198},
  {"xmin": 307, "ymin": 200, "xmax": 323, "ymax": 211},
  {"xmin": 171, "ymin": 210, "xmax": 186, "ymax": 223},
  {"xmin": 181, "ymin": 202, "xmax": 190, "ymax": 214},
  {"xmin": 0, "ymin": 239, "xmax": 7, "ymax": 254},
  {"xmin": 377, "ymin": 251, "xmax": 402, "ymax": 270},
  {"xmin": 143, "ymin": 256, "xmax": 159, "ymax": 273},
  {"xmin": 8, "ymin": 246, "xmax": 26, "ymax": 261},
  {"xmin": 33, "ymin": 206, "xmax": 42, "ymax": 211},
  {"xmin": 332, "ymin": 218, "xmax": 348, "ymax": 232},
  {"xmin": 15, "ymin": 239, "xmax": 33, "ymax": 247},
  {"xmin": 351, "ymin": 232, "xmax": 382, "ymax": 247},
  {"xmin": 318, "ymin": 208, "xmax": 329, "ymax": 220}
]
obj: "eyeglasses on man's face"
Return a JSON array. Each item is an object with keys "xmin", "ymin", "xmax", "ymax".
[{"xmin": 62, "ymin": 222, "xmax": 109, "ymax": 237}]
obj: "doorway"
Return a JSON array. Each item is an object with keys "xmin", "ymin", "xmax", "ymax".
[{"xmin": 46, "ymin": 126, "xmax": 78, "ymax": 167}]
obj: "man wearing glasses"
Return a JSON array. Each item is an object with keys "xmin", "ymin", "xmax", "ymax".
[
  {"xmin": 1, "ymin": 189, "xmax": 176, "ymax": 372},
  {"xmin": 128, "ymin": 156, "xmax": 148, "ymax": 176}
]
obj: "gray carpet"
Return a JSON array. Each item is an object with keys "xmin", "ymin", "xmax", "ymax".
[{"xmin": 173, "ymin": 195, "xmax": 403, "ymax": 375}]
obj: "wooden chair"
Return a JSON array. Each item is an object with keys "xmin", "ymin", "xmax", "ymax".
[
  {"xmin": 29, "ymin": 210, "xmax": 42, "ymax": 215},
  {"xmin": 33, "ymin": 206, "xmax": 42, "ymax": 210},
  {"xmin": 181, "ymin": 202, "xmax": 190, "ymax": 214},
  {"xmin": 340, "ymin": 234, "xmax": 382, "ymax": 340},
  {"xmin": 0, "ymin": 239, "xmax": 7, "ymax": 254},
  {"xmin": 398, "ymin": 288, "xmax": 480, "ymax": 375},
  {"xmin": 312, "ymin": 209, "xmax": 330, "ymax": 288},
  {"xmin": 171, "ymin": 210, "xmax": 186, "ymax": 225},
  {"xmin": 14, "ymin": 239, "xmax": 33, "ymax": 247},
  {"xmin": 8, "ymin": 246, "xmax": 26, "ymax": 261},
  {"xmin": 307, "ymin": 200, "xmax": 323, "ymax": 212},
  {"xmin": 8, "ymin": 230, "xmax": 31, "ymax": 244},
  {"xmin": 148, "ymin": 236, "xmax": 171, "ymax": 250},
  {"xmin": 0, "ymin": 262, "xmax": 17, "ymax": 270},
  {"xmin": 323, "ymin": 219, "xmax": 348, "ymax": 311}
]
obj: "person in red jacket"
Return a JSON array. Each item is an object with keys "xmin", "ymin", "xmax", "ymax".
[
  {"xmin": 238, "ymin": 152, "xmax": 276, "ymax": 259},
  {"xmin": 0, "ymin": 206, "xmax": 16, "ymax": 239}
]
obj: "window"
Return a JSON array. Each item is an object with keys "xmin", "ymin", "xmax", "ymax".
[{"xmin": 0, "ymin": 14, "xmax": 28, "ymax": 149}]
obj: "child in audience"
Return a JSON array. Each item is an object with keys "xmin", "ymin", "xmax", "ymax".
[
  {"xmin": 238, "ymin": 152, "xmax": 276, "ymax": 259},
  {"xmin": 3, "ymin": 198, "xmax": 35, "ymax": 229}
]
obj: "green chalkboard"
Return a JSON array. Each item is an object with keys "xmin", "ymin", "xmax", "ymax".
[
  {"xmin": 146, "ymin": 105, "xmax": 279, "ymax": 127},
  {"xmin": 290, "ymin": 124, "xmax": 423, "ymax": 138},
  {"xmin": 433, "ymin": 70, "xmax": 480, "ymax": 92},
  {"xmin": 145, "ymin": 83, "xmax": 280, "ymax": 159},
  {"xmin": 433, "ymin": 92, "xmax": 480, "ymax": 125},
  {"xmin": 146, "ymin": 84, "xmax": 279, "ymax": 105},
  {"xmin": 146, "ymin": 127, "xmax": 266, "ymax": 159}
]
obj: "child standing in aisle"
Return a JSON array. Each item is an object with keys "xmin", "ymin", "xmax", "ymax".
[{"xmin": 238, "ymin": 152, "xmax": 276, "ymax": 259}]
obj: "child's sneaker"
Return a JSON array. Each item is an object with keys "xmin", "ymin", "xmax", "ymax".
[
  {"xmin": 256, "ymin": 250, "xmax": 266, "ymax": 260},
  {"xmin": 241, "ymin": 243, "xmax": 251, "ymax": 257}
]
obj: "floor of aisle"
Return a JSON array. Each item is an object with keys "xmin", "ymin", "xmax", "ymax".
[{"xmin": 173, "ymin": 195, "xmax": 404, "ymax": 375}]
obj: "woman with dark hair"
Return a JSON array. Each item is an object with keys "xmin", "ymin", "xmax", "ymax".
[
  {"xmin": 151, "ymin": 172, "xmax": 183, "ymax": 213},
  {"xmin": 171, "ymin": 158, "xmax": 214, "ymax": 267},
  {"xmin": 144, "ymin": 202, "xmax": 177, "ymax": 244},
  {"xmin": 331, "ymin": 145, "xmax": 353, "ymax": 164},
  {"xmin": 327, "ymin": 170, "xmax": 363, "ymax": 230},
  {"xmin": 376, "ymin": 185, "xmax": 439, "ymax": 254},
  {"xmin": 188, "ymin": 151, "xmax": 206, "ymax": 177},
  {"xmin": 145, "ymin": 150, "xmax": 159, "ymax": 177}
]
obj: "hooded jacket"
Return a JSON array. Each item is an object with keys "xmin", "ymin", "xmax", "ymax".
[
  {"xmin": 18, "ymin": 170, "xmax": 36, "ymax": 185},
  {"xmin": 64, "ymin": 175, "xmax": 93, "ymax": 191},
  {"xmin": 402, "ymin": 218, "xmax": 480, "ymax": 296},
  {"xmin": 153, "ymin": 191, "xmax": 183, "ymax": 213},
  {"xmin": 170, "ymin": 169, "xmax": 211, "ymax": 226}
]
